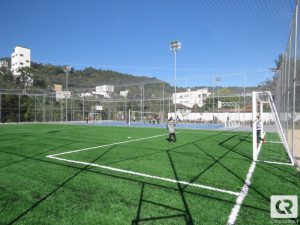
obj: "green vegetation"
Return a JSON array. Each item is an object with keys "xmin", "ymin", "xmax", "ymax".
[{"xmin": 0, "ymin": 124, "xmax": 299, "ymax": 224}]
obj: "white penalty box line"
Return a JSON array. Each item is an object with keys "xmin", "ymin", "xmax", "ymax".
[{"xmin": 46, "ymin": 133, "xmax": 240, "ymax": 196}]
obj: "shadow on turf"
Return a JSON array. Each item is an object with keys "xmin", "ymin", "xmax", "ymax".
[
  {"xmin": 132, "ymin": 148, "xmax": 195, "ymax": 224},
  {"xmin": 179, "ymin": 134, "xmax": 248, "ymax": 190},
  {"xmin": 131, "ymin": 183, "xmax": 188, "ymax": 225},
  {"xmin": 1, "ymin": 147, "xmax": 273, "ymax": 225},
  {"xmin": 5, "ymin": 145, "xmax": 116, "ymax": 225},
  {"xmin": 108, "ymin": 132, "xmax": 296, "ymax": 224},
  {"xmin": 4, "ymin": 131, "xmax": 293, "ymax": 224},
  {"xmin": 0, "ymin": 141, "xmax": 78, "ymax": 170},
  {"xmin": 218, "ymin": 138, "xmax": 300, "ymax": 186}
]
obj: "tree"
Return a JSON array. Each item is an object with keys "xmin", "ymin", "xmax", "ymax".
[
  {"xmin": 272, "ymin": 54, "xmax": 283, "ymax": 71},
  {"xmin": 15, "ymin": 67, "xmax": 34, "ymax": 92},
  {"xmin": 0, "ymin": 67, "xmax": 14, "ymax": 89},
  {"xmin": 257, "ymin": 54, "xmax": 283, "ymax": 92}
]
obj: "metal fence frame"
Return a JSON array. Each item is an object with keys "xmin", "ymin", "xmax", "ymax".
[{"xmin": 275, "ymin": 0, "xmax": 300, "ymax": 167}]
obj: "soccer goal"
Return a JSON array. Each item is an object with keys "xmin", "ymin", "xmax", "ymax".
[
  {"xmin": 129, "ymin": 110, "xmax": 162, "ymax": 125},
  {"xmin": 252, "ymin": 91, "xmax": 294, "ymax": 165},
  {"xmin": 88, "ymin": 112, "xmax": 101, "ymax": 123},
  {"xmin": 221, "ymin": 102, "xmax": 241, "ymax": 128}
]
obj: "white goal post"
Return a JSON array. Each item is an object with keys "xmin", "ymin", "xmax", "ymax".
[{"xmin": 252, "ymin": 91, "xmax": 294, "ymax": 165}]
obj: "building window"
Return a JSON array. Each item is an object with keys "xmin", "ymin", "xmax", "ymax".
[
  {"xmin": 20, "ymin": 54, "xmax": 24, "ymax": 57},
  {"xmin": 26, "ymin": 60, "xmax": 29, "ymax": 63},
  {"xmin": 20, "ymin": 62, "xmax": 24, "ymax": 65}
]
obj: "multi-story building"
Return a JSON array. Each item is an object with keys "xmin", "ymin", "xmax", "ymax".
[
  {"xmin": 95, "ymin": 85, "xmax": 114, "ymax": 93},
  {"xmin": 11, "ymin": 46, "xmax": 31, "ymax": 75},
  {"xmin": 92, "ymin": 85, "xmax": 115, "ymax": 98},
  {"xmin": 173, "ymin": 88, "xmax": 211, "ymax": 108},
  {"xmin": 0, "ymin": 59, "xmax": 10, "ymax": 69}
]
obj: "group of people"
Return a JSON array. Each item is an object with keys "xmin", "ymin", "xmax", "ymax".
[
  {"xmin": 148, "ymin": 115, "xmax": 160, "ymax": 124},
  {"xmin": 166, "ymin": 115, "xmax": 265, "ymax": 145}
]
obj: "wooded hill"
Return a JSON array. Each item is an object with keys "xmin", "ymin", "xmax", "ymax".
[{"xmin": 0, "ymin": 59, "xmax": 275, "ymax": 99}]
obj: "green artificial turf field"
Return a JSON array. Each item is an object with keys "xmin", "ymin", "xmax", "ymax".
[{"xmin": 0, "ymin": 124, "xmax": 299, "ymax": 225}]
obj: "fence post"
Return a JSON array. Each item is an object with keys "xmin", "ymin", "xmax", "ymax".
[
  {"xmin": 18, "ymin": 94, "xmax": 20, "ymax": 123},
  {"xmin": 243, "ymin": 73, "xmax": 246, "ymax": 124},
  {"xmin": 43, "ymin": 94, "xmax": 46, "ymax": 122},
  {"xmin": 34, "ymin": 95, "xmax": 37, "ymax": 122},
  {"xmin": 162, "ymin": 82, "xmax": 165, "ymax": 122},
  {"xmin": 60, "ymin": 100, "xmax": 63, "ymax": 122},
  {"xmin": 292, "ymin": 2, "xmax": 298, "ymax": 159},
  {"xmin": 0, "ymin": 93, "xmax": 1, "ymax": 123},
  {"xmin": 82, "ymin": 98, "xmax": 85, "ymax": 121}
]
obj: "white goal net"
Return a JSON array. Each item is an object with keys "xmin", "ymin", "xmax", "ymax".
[{"xmin": 252, "ymin": 91, "xmax": 294, "ymax": 165}]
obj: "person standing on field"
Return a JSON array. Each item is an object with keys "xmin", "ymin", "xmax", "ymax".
[
  {"xmin": 251, "ymin": 115, "xmax": 265, "ymax": 144},
  {"xmin": 167, "ymin": 117, "xmax": 176, "ymax": 142}
]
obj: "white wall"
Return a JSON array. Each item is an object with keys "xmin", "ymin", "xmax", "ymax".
[{"xmin": 168, "ymin": 112, "xmax": 275, "ymax": 123}]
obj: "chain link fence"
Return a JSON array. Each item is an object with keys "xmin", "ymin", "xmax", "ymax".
[{"xmin": 275, "ymin": 0, "xmax": 300, "ymax": 167}]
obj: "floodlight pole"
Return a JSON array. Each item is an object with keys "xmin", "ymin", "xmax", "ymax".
[
  {"xmin": 170, "ymin": 40, "xmax": 181, "ymax": 122},
  {"xmin": 174, "ymin": 49, "xmax": 177, "ymax": 121}
]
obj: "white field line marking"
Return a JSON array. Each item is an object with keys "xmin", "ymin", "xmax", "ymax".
[
  {"xmin": 265, "ymin": 141, "xmax": 282, "ymax": 144},
  {"xmin": 0, "ymin": 127, "xmax": 67, "ymax": 134},
  {"xmin": 179, "ymin": 131, "xmax": 243, "ymax": 136},
  {"xmin": 0, "ymin": 129, "xmax": 52, "ymax": 135},
  {"xmin": 46, "ymin": 133, "xmax": 240, "ymax": 196},
  {"xmin": 227, "ymin": 161, "xmax": 257, "ymax": 225},
  {"xmin": 227, "ymin": 132, "xmax": 267, "ymax": 224},
  {"xmin": 0, "ymin": 129, "xmax": 33, "ymax": 134},
  {"xmin": 257, "ymin": 160, "xmax": 294, "ymax": 166},
  {"xmin": 48, "ymin": 133, "xmax": 167, "ymax": 157},
  {"xmin": 48, "ymin": 155, "xmax": 239, "ymax": 196}
]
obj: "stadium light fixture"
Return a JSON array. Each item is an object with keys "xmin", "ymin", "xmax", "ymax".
[
  {"xmin": 64, "ymin": 66, "xmax": 72, "ymax": 91},
  {"xmin": 170, "ymin": 40, "xmax": 181, "ymax": 121}
]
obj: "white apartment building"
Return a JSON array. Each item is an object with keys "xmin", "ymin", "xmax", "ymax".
[
  {"xmin": 95, "ymin": 85, "xmax": 114, "ymax": 93},
  {"xmin": 92, "ymin": 85, "xmax": 114, "ymax": 98},
  {"xmin": 173, "ymin": 88, "xmax": 211, "ymax": 108},
  {"xmin": 11, "ymin": 46, "xmax": 31, "ymax": 75},
  {"xmin": 0, "ymin": 59, "xmax": 9, "ymax": 68}
]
